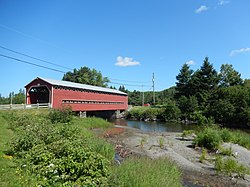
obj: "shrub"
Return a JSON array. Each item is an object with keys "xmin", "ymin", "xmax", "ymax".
[
  {"xmin": 163, "ymin": 103, "xmax": 181, "ymax": 121},
  {"xmin": 215, "ymin": 156, "xmax": 250, "ymax": 178},
  {"xmin": 219, "ymin": 128, "xmax": 233, "ymax": 142},
  {"xmin": 6, "ymin": 111, "xmax": 114, "ymax": 186},
  {"xmin": 193, "ymin": 127, "xmax": 222, "ymax": 150},
  {"xmin": 48, "ymin": 106, "xmax": 73, "ymax": 124}
]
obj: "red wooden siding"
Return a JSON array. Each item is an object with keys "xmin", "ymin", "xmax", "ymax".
[{"xmin": 25, "ymin": 78, "xmax": 128, "ymax": 112}]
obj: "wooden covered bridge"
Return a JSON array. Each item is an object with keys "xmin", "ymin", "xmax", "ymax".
[{"xmin": 25, "ymin": 77, "xmax": 128, "ymax": 118}]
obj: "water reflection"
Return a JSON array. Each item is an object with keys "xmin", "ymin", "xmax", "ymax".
[{"xmin": 111, "ymin": 119, "xmax": 198, "ymax": 133}]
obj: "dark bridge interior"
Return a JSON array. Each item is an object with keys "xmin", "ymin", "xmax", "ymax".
[{"xmin": 29, "ymin": 86, "xmax": 49, "ymax": 104}]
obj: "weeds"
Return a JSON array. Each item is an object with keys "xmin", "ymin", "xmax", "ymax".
[
  {"xmin": 215, "ymin": 156, "xmax": 250, "ymax": 178},
  {"xmin": 218, "ymin": 146, "xmax": 233, "ymax": 156},
  {"xmin": 109, "ymin": 157, "xmax": 182, "ymax": 187},
  {"xmin": 139, "ymin": 137, "xmax": 147, "ymax": 148},
  {"xmin": 158, "ymin": 137, "xmax": 165, "ymax": 149},
  {"xmin": 199, "ymin": 148, "xmax": 207, "ymax": 163}
]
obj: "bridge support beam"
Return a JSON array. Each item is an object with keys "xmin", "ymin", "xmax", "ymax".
[{"xmin": 79, "ymin": 111, "xmax": 86, "ymax": 118}]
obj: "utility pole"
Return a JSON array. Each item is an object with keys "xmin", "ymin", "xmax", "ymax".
[
  {"xmin": 142, "ymin": 85, "xmax": 144, "ymax": 106},
  {"xmin": 152, "ymin": 73, "xmax": 155, "ymax": 105}
]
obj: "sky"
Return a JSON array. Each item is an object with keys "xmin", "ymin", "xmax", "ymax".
[{"xmin": 0, "ymin": 0, "xmax": 250, "ymax": 97}]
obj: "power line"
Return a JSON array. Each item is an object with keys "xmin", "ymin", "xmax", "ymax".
[
  {"xmin": 0, "ymin": 54, "xmax": 66, "ymax": 74},
  {"xmin": 0, "ymin": 45, "xmax": 151, "ymax": 86},
  {"xmin": 109, "ymin": 78, "xmax": 151, "ymax": 84},
  {"xmin": 0, "ymin": 45, "xmax": 73, "ymax": 70},
  {"xmin": 109, "ymin": 81, "xmax": 151, "ymax": 87}
]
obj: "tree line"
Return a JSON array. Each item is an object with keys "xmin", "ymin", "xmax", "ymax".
[
  {"xmin": 125, "ymin": 57, "xmax": 250, "ymax": 128},
  {"xmin": 0, "ymin": 89, "xmax": 25, "ymax": 104}
]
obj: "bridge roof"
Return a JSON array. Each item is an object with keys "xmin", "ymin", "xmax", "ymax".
[{"xmin": 27, "ymin": 77, "xmax": 127, "ymax": 96}]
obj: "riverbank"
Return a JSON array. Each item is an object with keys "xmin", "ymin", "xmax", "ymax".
[{"xmin": 104, "ymin": 126, "xmax": 250, "ymax": 187}]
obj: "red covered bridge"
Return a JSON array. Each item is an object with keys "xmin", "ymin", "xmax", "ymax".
[{"xmin": 25, "ymin": 77, "xmax": 128, "ymax": 118}]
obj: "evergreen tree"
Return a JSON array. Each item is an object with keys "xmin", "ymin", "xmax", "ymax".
[
  {"xmin": 219, "ymin": 64, "xmax": 243, "ymax": 87},
  {"xmin": 175, "ymin": 63, "xmax": 193, "ymax": 98},
  {"xmin": 190, "ymin": 57, "xmax": 219, "ymax": 105}
]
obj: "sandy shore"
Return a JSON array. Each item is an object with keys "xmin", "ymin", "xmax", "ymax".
[{"xmin": 104, "ymin": 126, "xmax": 250, "ymax": 187}]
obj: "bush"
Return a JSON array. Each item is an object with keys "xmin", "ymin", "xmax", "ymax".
[
  {"xmin": 48, "ymin": 106, "xmax": 73, "ymax": 124},
  {"xmin": 215, "ymin": 156, "xmax": 250, "ymax": 178},
  {"xmin": 163, "ymin": 103, "xmax": 181, "ymax": 121},
  {"xmin": 190, "ymin": 111, "xmax": 214, "ymax": 125},
  {"xmin": 193, "ymin": 127, "xmax": 222, "ymax": 150},
  {"xmin": 219, "ymin": 129, "xmax": 233, "ymax": 142},
  {"xmin": 6, "ymin": 111, "xmax": 114, "ymax": 186}
]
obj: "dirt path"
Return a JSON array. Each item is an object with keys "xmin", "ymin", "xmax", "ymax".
[{"xmin": 104, "ymin": 126, "xmax": 250, "ymax": 187}]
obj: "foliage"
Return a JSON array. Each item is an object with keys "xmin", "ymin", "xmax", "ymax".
[
  {"xmin": 173, "ymin": 57, "xmax": 250, "ymax": 127},
  {"xmin": 215, "ymin": 156, "xmax": 250, "ymax": 178},
  {"xmin": 178, "ymin": 95, "xmax": 198, "ymax": 120},
  {"xmin": 163, "ymin": 101, "xmax": 181, "ymax": 121},
  {"xmin": 190, "ymin": 111, "xmax": 214, "ymax": 125},
  {"xmin": 48, "ymin": 106, "xmax": 73, "ymax": 124},
  {"xmin": 181, "ymin": 130, "xmax": 195, "ymax": 139},
  {"xmin": 0, "ymin": 89, "xmax": 25, "ymax": 104},
  {"xmin": 73, "ymin": 116, "xmax": 113, "ymax": 129},
  {"xmin": 218, "ymin": 146, "xmax": 233, "ymax": 156},
  {"xmin": 193, "ymin": 127, "xmax": 222, "ymax": 150},
  {"xmin": 158, "ymin": 137, "xmax": 165, "ymax": 149},
  {"xmin": 219, "ymin": 64, "xmax": 243, "ymax": 87},
  {"xmin": 199, "ymin": 148, "xmax": 207, "ymax": 163},
  {"xmin": 3, "ymin": 110, "xmax": 114, "ymax": 186},
  {"xmin": 0, "ymin": 112, "xmax": 29, "ymax": 186},
  {"xmin": 194, "ymin": 126, "xmax": 250, "ymax": 150},
  {"xmin": 109, "ymin": 157, "xmax": 182, "ymax": 187},
  {"xmin": 126, "ymin": 105, "xmax": 180, "ymax": 122},
  {"xmin": 175, "ymin": 63, "xmax": 193, "ymax": 98},
  {"xmin": 62, "ymin": 66, "xmax": 110, "ymax": 87}
]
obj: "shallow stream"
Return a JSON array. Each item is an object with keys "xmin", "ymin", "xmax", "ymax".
[{"xmin": 110, "ymin": 119, "xmax": 199, "ymax": 133}]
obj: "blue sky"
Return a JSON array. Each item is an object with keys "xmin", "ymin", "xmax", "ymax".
[{"xmin": 0, "ymin": 0, "xmax": 250, "ymax": 96}]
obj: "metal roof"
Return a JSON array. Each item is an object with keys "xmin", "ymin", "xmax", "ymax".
[{"xmin": 33, "ymin": 77, "xmax": 127, "ymax": 95}]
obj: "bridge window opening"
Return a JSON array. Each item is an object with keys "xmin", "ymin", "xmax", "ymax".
[{"xmin": 29, "ymin": 86, "xmax": 49, "ymax": 104}]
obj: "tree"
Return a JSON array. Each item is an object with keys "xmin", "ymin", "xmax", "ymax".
[
  {"xmin": 62, "ymin": 66, "xmax": 110, "ymax": 87},
  {"xmin": 178, "ymin": 95, "xmax": 198, "ymax": 120},
  {"xmin": 219, "ymin": 64, "xmax": 243, "ymax": 87},
  {"xmin": 118, "ymin": 85, "xmax": 128, "ymax": 93},
  {"xmin": 190, "ymin": 57, "xmax": 219, "ymax": 105},
  {"xmin": 175, "ymin": 63, "xmax": 193, "ymax": 98}
]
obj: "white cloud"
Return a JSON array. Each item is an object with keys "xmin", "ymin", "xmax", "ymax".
[
  {"xmin": 218, "ymin": 0, "xmax": 230, "ymax": 6},
  {"xmin": 115, "ymin": 56, "xmax": 140, "ymax": 67},
  {"xmin": 186, "ymin": 60, "xmax": 195, "ymax": 65},
  {"xmin": 195, "ymin": 5, "xmax": 208, "ymax": 13},
  {"xmin": 230, "ymin": 48, "xmax": 250, "ymax": 56}
]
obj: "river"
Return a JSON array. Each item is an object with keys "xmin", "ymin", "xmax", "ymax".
[{"xmin": 110, "ymin": 119, "xmax": 199, "ymax": 133}]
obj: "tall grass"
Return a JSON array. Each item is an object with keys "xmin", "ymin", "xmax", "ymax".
[
  {"xmin": 109, "ymin": 157, "xmax": 182, "ymax": 187},
  {"xmin": 73, "ymin": 116, "xmax": 113, "ymax": 129}
]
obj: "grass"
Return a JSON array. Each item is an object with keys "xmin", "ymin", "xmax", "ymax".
[
  {"xmin": 215, "ymin": 156, "xmax": 250, "ymax": 178},
  {"xmin": 158, "ymin": 137, "xmax": 165, "ymax": 149},
  {"xmin": 0, "ymin": 112, "xmax": 34, "ymax": 186},
  {"xmin": 199, "ymin": 148, "xmax": 207, "ymax": 163},
  {"xmin": 109, "ymin": 157, "xmax": 182, "ymax": 187},
  {"xmin": 73, "ymin": 116, "xmax": 113, "ymax": 129},
  {"xmin": 0, "ymin": 109, "xmax": 183, "ymax": 186}
]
